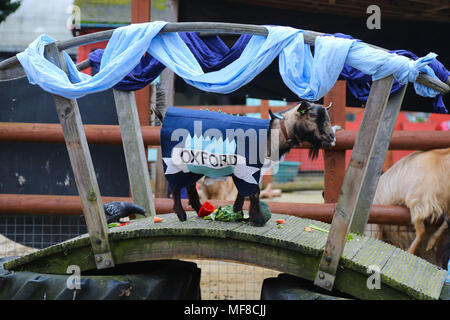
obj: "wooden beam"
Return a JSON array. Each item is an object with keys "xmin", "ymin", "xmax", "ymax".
[
  {"xmin": 44, "ymin": 43, "xmax": 114, "ymax": 270},
  {"xmin": 2, "ymin": 123, "xmax": 450, "ymax": 150},
  {"xmin": 113, "ymin": 90, "xmax": 156, "ymax": 217},
  {"xmin": 131, "ymin": 0, "xmax": 151, "ymax": 23},
  {"xmin": 323, "ymin": 81, "xmax": 346, "ymax": 203},
  {"xmin": 0, "ymin": 194, "xmax": 412, "ymax": 225},
  {"xmin": 349, "ymin": 84, "xmax": 408, "ymax": 234},
  {"xmin": 314, "ymin": 76, "xmax": 394, "ymax": 291}
]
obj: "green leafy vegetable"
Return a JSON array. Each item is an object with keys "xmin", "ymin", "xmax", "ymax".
[{"xmin": 213, "ymin": 204, "xmax": 244, "ymax": 222}]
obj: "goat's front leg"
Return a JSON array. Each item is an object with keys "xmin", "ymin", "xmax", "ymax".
[
  {"xmin": 249, "ymin": 187, "xmax": 265, "ymax": 227},
  {"xmin": 408, "ymin": 218, "xmax": 426, "ymax": 255},
  {"xmin": 172, "ymin": 187, "xmax": 187, "ymax": 221},
  {"xmin": 233, "ymin": 192, "xmax": 245, "ymax": 214},
  {"xmin": 186, "ymin": 184, "xmax": 202, "ymax": 213}
]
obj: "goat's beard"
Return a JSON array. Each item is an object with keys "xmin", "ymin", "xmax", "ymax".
[{"xmin": 308, "ymin": 145, "xmax": 320, "ymax": 160}]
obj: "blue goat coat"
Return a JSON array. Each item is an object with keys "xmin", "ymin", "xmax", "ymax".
[{"xmin": 161, "ymin": 107, "xmax": 270, "ymax": 196}]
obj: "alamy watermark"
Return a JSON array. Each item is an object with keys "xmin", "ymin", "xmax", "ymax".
[
  {"xmin": 66, "ymin": 5, "xmax": 81, "ymax": 33},
  {"xmin": 166, "ymin": 121, "xmax": 281, "ymax": 181},
  {"xmin": 367, "ymin": 264, "xmax": 381, "ymax": 290},
  {"xmin": 366, "ymin": 5, "xmax": 381, "ymax": 30},
  {"xmin": 67, "ymin": 265, "xmax": 81, "ymax": 299}
]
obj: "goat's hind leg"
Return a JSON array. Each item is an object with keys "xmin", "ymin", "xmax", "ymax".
[
  {"xmin": 172, "ymin": 187, "xmax": 187, "ymax": 221},
  {"xmin": 249, "ymin": 187, "xmax": 265, "ymax": 227},
  {"xmin": 187, "ymin": 184, "xmax": 202, "ymax": 213},
  {"xmin": 408, "ymin": 218, "xmax": 426, "ymax": 255},
  {"xmin": 233, "ymin": 193, "xmax": 245, "ymax": 214},
  {"xmin": 426, "ymin": 218, "xmax": 448, "ymax": 251}
]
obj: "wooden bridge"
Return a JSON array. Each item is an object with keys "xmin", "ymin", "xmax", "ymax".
[
  {"xmin": 1, "ymin": 21, "xmax": 449, "ymax": 300},
  {"xmin": 4, "ymin": 212, "xmax": 448, "ymax": 300}
]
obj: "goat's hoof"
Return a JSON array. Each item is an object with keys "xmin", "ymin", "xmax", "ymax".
[
  {"xmin": 250, "ymin": 216, "xmax": 266, "ymax": 227},
  {"xmin": 233, "ymin": 206, "xmax": 243, "ymax": 214},
  {"xmin": 176, "ymin": 211, "xmax": 187, "ymax": 222},
  {"xmin": 193, "ymin": 205, "xmax": 202, "ymax": 214}
]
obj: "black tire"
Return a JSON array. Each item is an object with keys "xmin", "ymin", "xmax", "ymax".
[
  {"xmin": 261, "ymin": 274, "xmax": 353, "ymax": 300},
  {"xmin": 0, "ymin": 257, "xmax": 201, "ymax": 300}
]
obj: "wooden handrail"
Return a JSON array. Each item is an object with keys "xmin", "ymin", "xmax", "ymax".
[
  {"xmin": 0, "ymin": 22, "xmax": 448, "ymax": 94},
  {"xmin": 1, "ymin": 122, "xmax": 449, "ymax": 150},
  {"xmin": 0, "ymin": 194, "xmax": 411, "ymax": 225}
]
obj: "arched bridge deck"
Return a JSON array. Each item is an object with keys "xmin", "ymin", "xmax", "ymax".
[{"xmin": 4, "ymin": 213, "xmax": 447, "ymax": 300}]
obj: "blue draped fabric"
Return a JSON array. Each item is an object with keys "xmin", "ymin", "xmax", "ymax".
[
  {"xmin": 88, "ymin": 32, "xmax": 252, "ymax": 91},
  {"xmin": 330, "ymin": 33, "xmax": 449, "ymax": 114},
  {"xmin": 17, "ymin": 21, "xmax": 441, "ymax": 104},
  {"xmin": 178, "ymin": 32, "xmax": 252, "ymax": 73},
  {"xmin": 89, "ymin": 50, "xmax": 165, "ymax": 91},
  {"xmin": 87, "ymin": 29, "xmax": 448, "ymax": 113}
]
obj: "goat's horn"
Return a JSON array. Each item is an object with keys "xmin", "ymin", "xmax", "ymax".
[{"xmin": 325, "ymin": 102, "xmax": 333, "ymax": 111}]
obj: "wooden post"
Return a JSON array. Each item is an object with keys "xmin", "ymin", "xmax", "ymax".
[
  {"xmin": 154, "ymin": 0, "xmax": 178, "ymax": 199},
  {"xmin": 260, "ymin": 99, "xmax": 272, "ymax": 187},
  {"xmin": 130, "ymin": 0, "xmax": 152, "ymax": 213},
  {"xmin": 113, "ymin": 90, "xmax": 156, "ymax": 217},
  {"xmin": 155, "ymin": 146, "xmax": 168, "ymax": 198},
  {"xmin": 349, "ymin": 84, "xmax": 408, "ymax": 234},
  {"xmin": 131, "ymin": 0, "xmax": 152, "ymax": 127},
  {"xmin": 323, "ymin": 81, "xmax": 347, "ymax": 203},
  {"xmin": 44, "ymin": 43, "xmax": 114, "ymax": 269},
  {"xmin": 314, "ymin": 76, "xmax": 395, "ymax": 290}
]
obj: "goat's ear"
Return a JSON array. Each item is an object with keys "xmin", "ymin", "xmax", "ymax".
[
  {"xmin": 325, "ymin": 102, "xmax": 333, "ymax": 111},
  {"xmin": 297, "ymin": 100, "xmax": 311, "ymax": 115},
  {"xmin": 269, "ymin": 109, "xmax": 284, "ymax": 120}
]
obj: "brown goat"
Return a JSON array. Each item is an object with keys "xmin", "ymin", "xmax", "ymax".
[
  {"xmin": 373, "ymin": 148, "xmax": 450, "ymax": 255},
  {"xmin": 197, "ymin": 177, "xmax": 238, "ymax": 201}
]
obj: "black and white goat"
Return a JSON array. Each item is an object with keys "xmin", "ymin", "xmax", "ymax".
[{"xmin": 155, "ymin": 101, "xmax": 337, "ymax": 226}]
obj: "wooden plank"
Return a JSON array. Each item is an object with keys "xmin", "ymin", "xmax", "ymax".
[
  {"xmin": 381, "ymin": 247, "xmax": 447, "ymax": 300},
  {"xmin": 323, "ymin": 80, "xmax": 347, "ymax": 203},
  {"xmin": 350, "ymin": 84, "xmax": 408, "ymax": 234},
  {"xmin": 348, "ymin": 237, "xmax": 396, "ymax": 273},
  {"xmin": 291, "ymin": 219, "xmax": 331, "ymax": 256},
  {"xmin": 314, "ymin": 76, "xmax": 394, "ymax": 291},
  {"xmin": 341, "ymin": 233, "xmax": 370, "ymax": 262},
  {"xmin": 113, "ymin": 90, "xmax": 156, "ymax": 217},
  {"xmin": 44, "ymin": 43, "xmax": 114, "ymax": 269}
]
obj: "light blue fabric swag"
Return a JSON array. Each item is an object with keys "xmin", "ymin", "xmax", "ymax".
[{"xmin": 17, "ymin": 21, "xmax": 440, "ymax": 101}]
